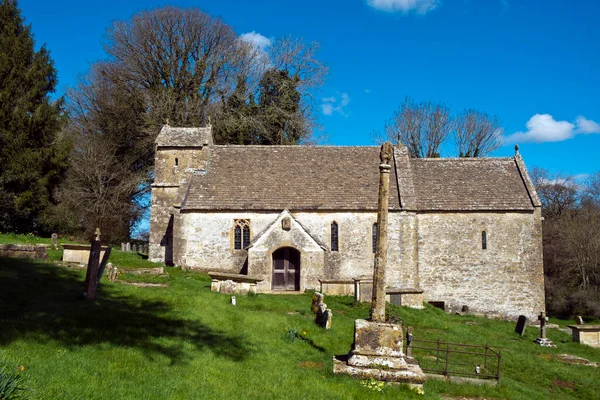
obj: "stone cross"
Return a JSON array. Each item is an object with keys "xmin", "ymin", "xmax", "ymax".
[
  {"xmin": 538, "ymin": 311, "xmax": 548, "ymax": 339},
  {"xmin": 370, "ymin": 142, "xmax": 394, "ymax": 322}
]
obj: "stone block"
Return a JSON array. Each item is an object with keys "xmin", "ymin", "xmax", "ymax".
[{"xmin": 352, "ymin": 319, "xmax": 404, "ymax": 357}]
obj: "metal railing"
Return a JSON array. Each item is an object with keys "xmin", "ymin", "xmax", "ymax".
[{"xmin": 405, "ymin": 329, "xmax": 501, "ymax": 381}]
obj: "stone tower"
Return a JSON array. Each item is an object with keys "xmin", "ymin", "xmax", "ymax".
[{"xmin": 149, "ymin": 125, "xmax": 212, "ymax": 264}]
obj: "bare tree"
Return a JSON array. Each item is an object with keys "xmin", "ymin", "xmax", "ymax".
[
  {"xmin": 555, "ymin": 207, "xmax": 600, "ymax": 290},
  {"xmin": 454, "ymin": 109, "xmax": 503, "ymax": 157},
  {"xmin": 384, "ymin": 98, "xmax": 452, "ymax": 158},
  {"xmin": 529, "ymin": 167, "xmax": 579, "ymax": 219},
  {"xmin": 583, "ymin": 172, "xmax": 600, "ymax": 207}
]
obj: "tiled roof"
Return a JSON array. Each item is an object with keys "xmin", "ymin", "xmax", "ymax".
[
  {"xmin": 181, "ymin": 146, "xmax": 400, "ymax": 211},
  {"xmin": 408, "ymin": 158, "xmax": 534, "ymax": 211},
  {"xmin": 155, "ymin": 125, "xmax": 212, "ymax": 147},
  {"xmin": 180, "ymin": 145, "xmax": 536, "ymax": 212}
]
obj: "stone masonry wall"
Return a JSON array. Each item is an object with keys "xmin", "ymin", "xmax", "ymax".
[
  {"xmin": 176, "ymin": 211, "xmax": 418, "ymax": 292},
  {"xmin": 417, "ymin": 210, "xmax": 544, "ymax": 319},
  {"xmin": 149, "ymin": 146, "xmax": 209, "ymax": 263}
]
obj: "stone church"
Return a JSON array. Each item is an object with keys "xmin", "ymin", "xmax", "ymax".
[{"xmin": 149, "ymin": 125, "xmax": 545, "ymax": 319}]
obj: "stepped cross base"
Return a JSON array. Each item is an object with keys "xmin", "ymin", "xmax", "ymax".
[{"xmin": 333, "ymin": 319, "xmax": 426, "ymax": 388}]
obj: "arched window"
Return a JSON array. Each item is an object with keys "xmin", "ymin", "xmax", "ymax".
[
  {"xmin": 331, "ymin": 221, "xmax": 339, "ymax": 252},
  {"xmin": 372, "ymin": 223, "xmax": 378, "ymax": 253},
  {"xmin": 233, "ymin": 219, "xmax": 250, "ymax": 250},
  {"xmin": 482, "ymin": 230, "xmax": 487, "ymax": 250}
]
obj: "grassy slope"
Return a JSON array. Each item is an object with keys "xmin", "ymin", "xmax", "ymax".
[
  {"xmin": 1, "ymin": 256, "xmax": 599, "ymax": 400},
  {"xmin": 0, "ymin": 233, "xmax": 160, "ymax": 268}
]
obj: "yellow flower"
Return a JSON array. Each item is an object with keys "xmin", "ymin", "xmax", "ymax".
[
  {"xmin": 19, "ymin": 365, "xmax": 25, "ymax": 371},
  {"xmin": 302, "ymin": 331, "xmax": 307, "ymax": 335}
]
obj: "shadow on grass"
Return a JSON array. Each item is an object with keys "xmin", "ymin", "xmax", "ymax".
[{"xmin": 0, "ymin": 257, "xmax": 252, "ymax": 365}]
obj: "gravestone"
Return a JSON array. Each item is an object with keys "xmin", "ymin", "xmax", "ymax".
[
  {"xmin": 316, "ymin": 303, "xmax": 327, "ymax": 326},
  {"xmin": 126, "ymin": 242, "xmax": 131, "ymax": 252},
  {"xmin": 324, "ymin": 309, "xmax": 332, "ymax": 329},
  {"xmin": 132, "ymin": 244, "xmax": 137, "ymax": 253},
  {"xmin": 121, "ymin": 243, "xmax": 125, "ymax": 251},
  {"xmin": 51, "ymin": 233, "xmax": 58, "ymax": 250},
  {"xmin": 515, "ymin": 315, "xmax": 527, "ymax": 337},
  {"xmin": 83, "ymin": 228, "xmax": 102, "ymax": 300},
  {"xmin": 311, "ymin": 292, "xmax": 324, "ymax": 314},
  {"xmin": 576, "ymin": 316, "xmax": 584, "ymax": 325},
  {"xmin": 533, "ymin": 311, "xmax": 556, "ymax": 347}
]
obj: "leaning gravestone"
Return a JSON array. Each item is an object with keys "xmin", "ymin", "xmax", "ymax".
[
  {"xmin": 315, "ymin": 303, "xmax": 332, "ymax": 329},
  {"xmin": 311, "ymin": 292, "xmax": 324, "ymax": 314},
  {"xmin": 515, "ymin": 315, "xmax": 527, "ymax": 337},
  {"xmin": 51, "ymin": 233, "xmax": 58, "ymax": 250},
  {"xmin": 576, "ymin": 316, "xmax": 584, "ymax": 325}
]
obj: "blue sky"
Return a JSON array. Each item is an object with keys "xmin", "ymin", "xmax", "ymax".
[{"xmin": 19, "ymin": 0, "xmax": 600, "ymax": 178}]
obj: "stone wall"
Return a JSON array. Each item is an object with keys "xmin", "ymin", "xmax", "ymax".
[
  {"xmin": 176, "ymin": 210, "xmax": 420, "ymax": 292},
  {"xmin": 149, "ymin": 145, "xmax": 209, "ymax": 263},
  {"xmin": 417, "ymin": 210, "xmax": 544, "ymax": 319}
]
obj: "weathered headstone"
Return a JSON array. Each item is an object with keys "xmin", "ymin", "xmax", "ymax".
[
  {"xmin": 97, "ymin": 247, "xmax": 112, "ymax": 283},
  {"xmin": 106, "ymin": 263, "xmax": 118, "ymax": 281},
  {"xmin": 576, "ymin": 316, "xmax": 584, "ymax": 325},
  {"xmin": 533, "ymin": 311, "xmax": 556, "ymax": 347},
  {"xmin": 83, "ymin": 228, "xmax": 102, "ymax": 300},
  {"xmin": 126, "ymin": 242, "xmax": 131, "ymax": 252},
  {"xmin": 315, "ymin": 303, "xmax": 332, "ymax": 329},
  {"xmin": 324, "ymin": 309, "xmax": 332, "ymax": 329},
  {"xmin": 515, "ymin": 315, "xmax": 527, "ymax": 337},
  {"xmin": 51, "ymin": 233, "xmax": 58, "ymax": 250},
  {"xmin": 311, "ymin": 292, "xmax": 324, "ymax": 314},
  {"xmin": 121, "ymin": 243, "xmax": 125, "ymax": 251}
]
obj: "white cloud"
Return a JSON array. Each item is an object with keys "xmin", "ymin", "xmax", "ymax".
[
  {"xmin": 576, "ymin": 116, "xmax": 600, "ymax": 134},
  {"xmin": 367, "ymin": 0, "xmax": 440, "ymax": 14},
  {"xmin": 321, "ymin": 93, "xmax": 350, "ymax": 117},
  {"xmin": 504, "ymin": 114, "xmax": 600, "ymax": 144},
  {"xmin": 240, "ymin": 31, "xmax": 272, "ymax": 50}
]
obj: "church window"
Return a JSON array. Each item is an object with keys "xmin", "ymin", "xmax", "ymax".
[
  {"xmin": 372, "ymin": 223, "xmax": 378, "ymax": 253},
  {"xmin": 331, "ymin": 221, "xmax": 339, "ymax": 252},
  {"xmin": 482, "ymin": 230, "xmax": 487, "ymax": 250},
  {"xmin": 233, "ymin": 219, "xmax": 250, "ymax": 250},
  {"xmin": 175, "ymin": 157, "xmax": 179, "ymax": 167}
]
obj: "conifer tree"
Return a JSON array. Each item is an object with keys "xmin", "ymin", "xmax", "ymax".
[{"xmin": 0, "ymin": 0, "xmax": 69, "ymax": 233}]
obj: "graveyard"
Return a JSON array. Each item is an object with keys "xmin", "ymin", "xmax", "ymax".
[{"xmin": 0, "ymin": 233, "xmax": 599, "ymax": 399}]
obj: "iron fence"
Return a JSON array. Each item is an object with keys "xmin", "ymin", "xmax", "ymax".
[{"xmin": 405, "ymin": 330, "xmax": 501, "ymax": 381}]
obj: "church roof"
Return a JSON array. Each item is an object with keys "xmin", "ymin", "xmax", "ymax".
[
  {"xmin": 182, "ymin": 146, "xmax": 399, "ymax": 211},
  {"xmin": 180, "ymin": 145, "xmax": 537, "ymax": 212},
  {"xmin": 409, "ymin": 158, "xmax": 535, "ymax": 211},
  {"xmin": 155, "ymin": 125, "xmax": 212, "ymax": 148}
]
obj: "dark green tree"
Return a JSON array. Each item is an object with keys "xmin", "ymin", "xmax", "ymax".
[
  {"xmin": 0, "ymin": 0, "xmax": 69, "ymax": 233},
  {"xmin": 256, "ymin": 69, "xmax": 303, "ymax": 145}
]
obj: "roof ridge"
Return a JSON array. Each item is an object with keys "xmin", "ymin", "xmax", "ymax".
[
  {"xmin": 413, "ymin": 157, "xmax": 515, "ymax": 161},
  {"xmin": 212, "ymin": 145, "xmax": 380, "ymax": 148}
]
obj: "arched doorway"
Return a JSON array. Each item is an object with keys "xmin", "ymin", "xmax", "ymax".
[{"xmin": 272, "ymin": 247, "xmax": 300, "ymax": 291}]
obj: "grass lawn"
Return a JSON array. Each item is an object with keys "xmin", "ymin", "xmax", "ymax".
[
  {"xmin": 0, "ymin": 233, "xmax": 161, "ymax": 268},
  {"xmin": 1, "ymin": 255, "xmax": 599, "ymax": 399}
]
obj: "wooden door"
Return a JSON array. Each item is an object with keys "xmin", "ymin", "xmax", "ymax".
[{"xmin": 272, "ymin": 247, "xmax": 300, "ymax": 291}]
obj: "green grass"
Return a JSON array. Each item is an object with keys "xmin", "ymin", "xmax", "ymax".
[
  {"xmin": 1, "ymin": 256, "xmax": 599, "ymax": 399},
  {"xmin": 0, "ymin": 233, "xmax": 159, "ymax": 269}
]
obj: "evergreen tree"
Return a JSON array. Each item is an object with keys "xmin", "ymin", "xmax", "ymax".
[
  {"xmin": 0, "ymin": 0, "xmax": 69, "ymax": 233},
  {"xmin": 256, "ymin": 69, "xmax": 303, "ymax": 145}
]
